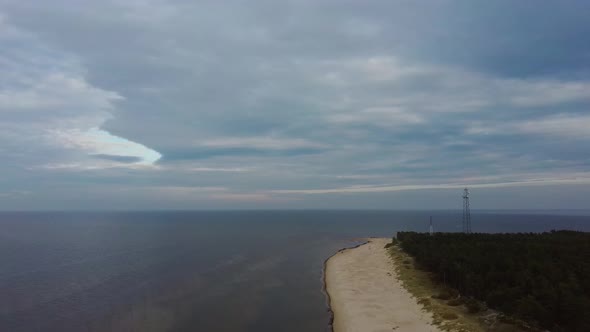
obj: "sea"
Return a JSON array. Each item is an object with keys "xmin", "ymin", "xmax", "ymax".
[{"xmin": 1, "ymin": 210, "xmax": 589, "ymax": 332}]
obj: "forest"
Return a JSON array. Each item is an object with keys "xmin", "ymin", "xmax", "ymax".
[{"xmin": 395, "ymin": 231, "xmax": 590, "ymax": 332}]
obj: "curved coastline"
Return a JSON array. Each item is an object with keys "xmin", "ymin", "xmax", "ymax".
[
  {"xmin": 324, "ymin": 238, "xmax": 441, "ymax": 332},
  {"xmin": 322, "ymin": 240, "xmax": 370, "ymax": 332}
]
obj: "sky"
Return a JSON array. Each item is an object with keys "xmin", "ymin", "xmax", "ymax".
[{"xmin": 1, "ymin": 0, "xmax": 590, "ymax": 210}]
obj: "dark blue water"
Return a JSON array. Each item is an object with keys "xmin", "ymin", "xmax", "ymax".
[{"xmin": 1, "ymin": 210, "xmax": 589, "ymax": 332}]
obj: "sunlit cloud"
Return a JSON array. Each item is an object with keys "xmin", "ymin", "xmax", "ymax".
[{"xmin": 50, "ymin": 127, "xmax": 162, "ymax": 165}]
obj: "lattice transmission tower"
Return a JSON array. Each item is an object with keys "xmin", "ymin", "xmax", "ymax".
[{"xmin": 462, "ymin": 188, "xmax": 472, "ymax": 233}]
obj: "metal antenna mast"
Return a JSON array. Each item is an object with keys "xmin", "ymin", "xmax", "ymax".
[{"xmin": 462, "ymin": 188, "xmax": 471, "ymax": 233}]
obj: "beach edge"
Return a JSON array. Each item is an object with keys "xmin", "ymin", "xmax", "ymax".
[
  {"xmin": 324, "ymin": 237, "xmax": 442, "ymax": 332},
  {"xmin": 322, "ymin": 239, "xmax": 370, "ymax": 332}
]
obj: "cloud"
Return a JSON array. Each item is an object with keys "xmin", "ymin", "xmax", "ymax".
[
  {"xmin": 209, "ymin": 192, "xmax": 280, "ymax": 202},
  {"xmin": 49, "ymin": 128, "xmax": 161, "ymax": 165},
  {"xmin": 272, "ymin": 177, "xmax": 590, "ymax": 195},
  {"xmin": 0, "ymin": 190, "xmax": 30, "ymax": 198},
  {"xmin": 505, "ymin": 81, "xmax": 590, "ymax": 108},
  {"xmin": 0, "ymin": 1, "xmax": 589, "ymax": 209},
  {"xmin": 467, "ymin": 114, "xmax": 590, "ymax": 140},
  {"xmin": 0, "ymin": 17, "xmax": 161, "ymax": 171},
  {"xmin": 0, "ymin": 72, "xmax": 121, "ymax": 114},
  {"xmin": 517, "ymin": 114, "xmax": 590, "ymax": 139},
  {"xmin": 185, "ymin": 167, "xmax": 252, "ymax": 173},
  {"xmin": 196, "ymin": 137, "xmax": 327, "ymax": 150},
  {"xmin": 327, "ymin": 106, "xmax": 424, "ymax": 127},
  {"xmin": 92, "ymin": 154, "xmax": 144, "ymax": 163},
  {"xmin": 34, "ymin": 162, "xmax": 159, "ymax": 171}
]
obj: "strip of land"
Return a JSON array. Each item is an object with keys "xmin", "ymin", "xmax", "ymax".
[{"xmin": 325, "ymin": 238, "xmax": 441, "ymax": 332}]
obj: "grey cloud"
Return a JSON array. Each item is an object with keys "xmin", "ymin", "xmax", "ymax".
[
  {"xmin": 92, "ymin": 154, "xmax": 144, "ymax": 163},
  {"xmin": 1, "ymin": 0, "xmax": 589, "ymax": 209}
]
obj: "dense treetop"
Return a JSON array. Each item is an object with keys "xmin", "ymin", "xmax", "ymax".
[{"xmin": 396, "ymin": 231, "xmax": 590, "ymax": 332}]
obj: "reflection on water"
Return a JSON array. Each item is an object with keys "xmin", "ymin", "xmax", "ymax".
[{"xmin": 1, "ymin": 210, "xmax": 589, "ymax": 331}]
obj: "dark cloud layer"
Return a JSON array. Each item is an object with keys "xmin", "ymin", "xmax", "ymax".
[
  {"xmin": 92, "ymin": 154, "xmax": 143, "ymax": 163},
  {"xmin": 1, "ymin": 0, "xmax": 589, "ymax": 209}
]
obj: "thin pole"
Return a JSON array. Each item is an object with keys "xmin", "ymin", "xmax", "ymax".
[{"xmin": 462, "ymin": 188, "xmax": 471, "ymax": 233}]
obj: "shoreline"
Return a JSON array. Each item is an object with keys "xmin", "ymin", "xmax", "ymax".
[
  {"xmin": 324, "ymin": 238, "xmax": 441, "ymax": 332},
  {"xmin": 322, "ymin": 240, "xmax": 370, "ymax": 332}
]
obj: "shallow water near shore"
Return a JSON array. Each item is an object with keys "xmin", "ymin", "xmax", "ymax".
[{"xmin": 1, "ymin": 210, "xmax": 589, "ymax": 332}]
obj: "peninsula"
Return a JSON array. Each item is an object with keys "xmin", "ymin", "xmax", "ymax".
[
  {"xmin": 326, "ymin": 231, "xmax": 590, "ymax": 332},
  {"xmin": 325, "ymin": 238, "xmax": 441, "ymax": 332}
]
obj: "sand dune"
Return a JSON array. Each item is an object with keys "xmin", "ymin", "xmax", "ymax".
[{"xmin": 325, "ymin": 238, "xmax": 441, "ymax": 332}]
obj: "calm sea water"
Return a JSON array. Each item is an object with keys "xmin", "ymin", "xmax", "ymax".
[{"xmin": 1, "ymin": 210, "xmax": 589, "ymax": 332}]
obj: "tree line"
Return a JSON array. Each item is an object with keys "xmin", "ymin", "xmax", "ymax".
[{"xmin": 396, "ymin": 230, "xmax": 590, "ymax": 332}]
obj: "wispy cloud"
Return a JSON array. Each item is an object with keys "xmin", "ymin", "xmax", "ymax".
[
  {"xmin": 209, "ymin": 192, "xmax": 281, "ymax": 202},
  {"xmin": 517, "ymin": 114, "xmax": 590, "ymax": 139},
  {"xmin": 273, "ymin": 177, "xmax": 590, "ymax": 195},
  {"xmin": 33, "ymin": 162, "xmax": 160, "ymax": 171},
  {"xmin": 186, "ymin": 167, "xmax": 252, "ymax": 173},
  {"xmin": 467, "ymin": 114, "xmax": 590, "ymax": 140},
  {"xmin": 196, "ymin": 137, "xmax": 327, "ymax": 150}
]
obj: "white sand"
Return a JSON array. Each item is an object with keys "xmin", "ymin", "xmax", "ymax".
[{"xmin": 325, "ymin": 238, "xmax": 441, "ymax": 332}]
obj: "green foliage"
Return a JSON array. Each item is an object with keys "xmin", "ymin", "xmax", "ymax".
[
  {"xmin": 432, "ymin": 292, "xmax": 453, "ymax": 300},
  {"xmin": 464, "ymin": 298, "xmax": 485, "ymax": 313},
  {"xmin": 432, "ymin": 287, "xmax": 459, "ymax": 300},
  {"xmin": 396, "ymin": 230, "xmax": 590, "ymax": 332},
  {"xmin": 441, "ymin": 312, "xmax": 459, "ymax": 320},
  {"xmin": 385, "ymin": 237, "xmax": 398, "ymax": 248},
  {"xmin": 447, "ymin": 298, "xmax": 464, "ymax": 306},
  {"xmin": 418, "ymin": 298, "xmax": 431, "ymax": 306}
]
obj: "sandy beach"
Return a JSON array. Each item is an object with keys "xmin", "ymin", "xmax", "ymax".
[{"xmin": 325, "ymin": 238, "xmax": 441, "ymax": 332}]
